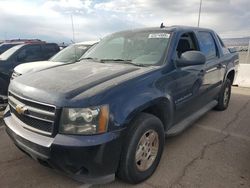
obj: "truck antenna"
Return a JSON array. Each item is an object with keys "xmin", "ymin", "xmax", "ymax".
[{"xmin": 71, "ymin": 14, "xmax": 76, "ymax": 43}]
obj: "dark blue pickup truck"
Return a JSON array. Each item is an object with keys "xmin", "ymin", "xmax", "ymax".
[{"xmin": 4, "ymin": 26, "xmax": 239, "ymax": 184}]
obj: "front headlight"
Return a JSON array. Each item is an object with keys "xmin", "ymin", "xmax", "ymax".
[{"xmin": 60, "ymin": 105, "xmax": 109, "ymax": 135}]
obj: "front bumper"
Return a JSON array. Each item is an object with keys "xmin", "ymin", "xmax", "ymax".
[{"xmin": 4, "ymin": 107, "xmax": 124, "ymax": 184}]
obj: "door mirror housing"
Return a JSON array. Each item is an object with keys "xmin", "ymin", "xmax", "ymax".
[{"xmin": 176, "ymin": 51, "xmax": 206, "ymax": 67}]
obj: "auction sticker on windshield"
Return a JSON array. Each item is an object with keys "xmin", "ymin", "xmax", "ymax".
[{"xmin": 148, "ymin": 33, "xmax": 170, "ymax": 39}]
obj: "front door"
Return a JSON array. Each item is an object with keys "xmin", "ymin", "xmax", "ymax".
[{"xmin": 171, "ymin": 32, "xmax": 206, "ymax": 124}]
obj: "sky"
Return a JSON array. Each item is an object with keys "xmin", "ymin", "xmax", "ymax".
[{"xmin": 0, "ymin": 0, "xmax": 249, "ymax": 43}]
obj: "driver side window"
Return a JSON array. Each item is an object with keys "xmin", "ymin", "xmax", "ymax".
[{"xmin": 176, "ymin": 32, "xmax": 198, "ymax": 58}]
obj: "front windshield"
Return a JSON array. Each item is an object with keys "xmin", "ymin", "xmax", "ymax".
[
  {"xmin": 50, "ymin": 44, "xmax": 91, "ymax": 63},
  {"xmin": 0, "ymin": 44, "xmax": 23, "ymax": 61},
  {"xmin": 82, "ymin": 30, "xmax": 170, "ymax": 66}
]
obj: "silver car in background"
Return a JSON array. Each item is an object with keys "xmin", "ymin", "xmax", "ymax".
[{"xmin": 12, "ymin": 40, "xmax": 99, "ymax": 79}]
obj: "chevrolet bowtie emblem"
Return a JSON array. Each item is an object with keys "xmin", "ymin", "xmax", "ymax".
[{"xmin": 16, "ymin": 104, "xmax": 28, "ymax": 115}]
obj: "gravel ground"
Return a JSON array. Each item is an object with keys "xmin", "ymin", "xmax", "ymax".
[{"xmin": 0, "ymin": 87, "xmax": 250, "ymax": 188}]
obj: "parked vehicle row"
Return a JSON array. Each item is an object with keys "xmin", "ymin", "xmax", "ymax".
[
  {"xmin": 0, "ymin": 39, "xmax": 45, "ymax": 55},
  {"xmin": 3, "ymin": 26, "xmax": 239, "ymax": 184},
  {"xmin": 12, "ymin": 41, "xmax": 98, "ymax": 79},
  {"xmin": 0, "ymin": 41, "xmax": 98, "ymax": 110},
  {"xmin": 0, "ymin": 42, "xmax": 60, "ymax": 109}
]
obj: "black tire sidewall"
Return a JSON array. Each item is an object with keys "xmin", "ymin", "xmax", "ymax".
[
  {"xmin": 217, "ymin": 78, "xmax": 231, "ymax": 110},
  {"xmin": 120, "ymin": 113, "xmax": 165, "ymax": 183}
]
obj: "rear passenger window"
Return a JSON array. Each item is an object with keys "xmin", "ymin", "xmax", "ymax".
[
  {"xmin": 197, "ymin": 32, "xmax": 217, "ymax": 60},
  {"xmin": 43, "ymin": 44, "xmax": 59, "ymax": 59},
  {"xmin": 17, "ymin": 45, "xmax": 42, "ymax": 63},
  {"xmin": 44, "ymin": 45, "xmax": 57, "ymax": 52}
]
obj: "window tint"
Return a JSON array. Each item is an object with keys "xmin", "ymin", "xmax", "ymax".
[
  {"xmin": 18, "ymin": 45, "xmax": 42, "ymax": 62},
  {"xmin": 197, "ymin": 32, "xmax": 217, "ymax": 60},
  {"xmin": 44, "ymin": 44, "xmax": 57, "ymax": 52},
  {"xmin": 43, "ymin": 44, "xmax": 59, "ymax": 59}
]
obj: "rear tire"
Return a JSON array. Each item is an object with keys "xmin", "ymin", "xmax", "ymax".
[
  {"xmin": 117, "ymin": 113, "xmax": 165, "ymax": 184},
  {"xmin": 215, "ymin": 78, "xmax": 231, "ymax": 111}
]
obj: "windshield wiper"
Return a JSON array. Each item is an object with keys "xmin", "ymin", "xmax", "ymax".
[{"xmin": 100, "ymin": 59, "xmax": 148, "ymax": 67}]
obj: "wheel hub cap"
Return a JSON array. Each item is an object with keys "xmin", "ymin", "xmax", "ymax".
[{"xmin": 135, "ymin": 130, "xmax": 159, "ymax": 171}]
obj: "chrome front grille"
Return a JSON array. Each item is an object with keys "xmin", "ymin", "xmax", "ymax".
[{"xmin": 8, "ymin": 92, "xmax": 56, "ymax": 136}]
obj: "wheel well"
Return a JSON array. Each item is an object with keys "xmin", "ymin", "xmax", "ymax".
[
  {"xmin": 227, "ymin": 70, "xmax": 235, "ymax": 85},
  {"xmin": 142, "ymin": 99, "xmax": 170, "ymax": 130},
  {"xmin": 0, "ymin": 78, "xmax": 8, "ymax": 94}
]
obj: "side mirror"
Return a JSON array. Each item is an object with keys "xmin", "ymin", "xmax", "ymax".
[
  {"xmin": 228, "ymin": 47, "xmax": 237, "ymax": 53},
  {"xmin": 176, "ymin": 51, "xmax": 206, "ymax": 67}
]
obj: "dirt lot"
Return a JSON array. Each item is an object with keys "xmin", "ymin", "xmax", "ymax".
[{"xmin": 0, "ymin": 87, "xmax": 250, "ymax": 188}]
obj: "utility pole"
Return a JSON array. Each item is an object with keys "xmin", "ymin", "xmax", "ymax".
[
  {"xmin": 198, "ymin": 0, "xmax": 203, "ymax": 27},
  {"xmin": 71, "ymin": 14, "xmax": 75, "ymax": 43}
]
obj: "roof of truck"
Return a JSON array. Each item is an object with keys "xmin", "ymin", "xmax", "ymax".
[{"xmin": 115, "ymin": 25, "xmax": 214, "ymax": 34}]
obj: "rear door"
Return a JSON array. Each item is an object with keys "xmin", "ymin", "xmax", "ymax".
[{"xmin": 196, "ymin": 31, "xmax": 223, "ymax": 99}]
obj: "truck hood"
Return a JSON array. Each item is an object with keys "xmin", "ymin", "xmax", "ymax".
[
  {"xmin": 14, "ymin": 61, "xmax": 64, "ymax": 75},
  {"xmin": 9, "ymin": 61, "xmax": 146, "ymax": 106}
]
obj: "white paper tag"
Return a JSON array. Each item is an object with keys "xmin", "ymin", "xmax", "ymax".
[{"xmin": 148, "ymin": 33, "xmax": 170, "ymax": 39}]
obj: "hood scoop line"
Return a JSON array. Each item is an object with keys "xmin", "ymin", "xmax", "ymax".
[{"xmin": 65, "ymin": 67, "xmax": 139, "ymax": 99}]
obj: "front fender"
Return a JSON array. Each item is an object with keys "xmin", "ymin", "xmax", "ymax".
[
  {"xmin": 110, "ymin": 85, "xmax": 175, "ymax": 130},
  {"xmin": 126, "ymin": 96, "xmax": 174, "ymax": 130}
]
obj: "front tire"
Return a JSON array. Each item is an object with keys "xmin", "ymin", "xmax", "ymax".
[
  {"xmin": 117, "ymin": 113, "xmax": 165, "ymax": 184},
  {"xmin": 215, "ymin": 78, "xmax": 231, "ymax": 111}
]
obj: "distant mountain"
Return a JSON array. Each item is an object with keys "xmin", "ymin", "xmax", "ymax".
[{"xmin": 223, "ymin": 37, "xmax": 250, "ymax": 47}]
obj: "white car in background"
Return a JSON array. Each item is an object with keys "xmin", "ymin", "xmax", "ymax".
[{"xmin": 12, "ymin": 40, "xmax": 98, "ymax": 79}]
